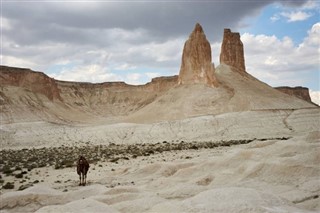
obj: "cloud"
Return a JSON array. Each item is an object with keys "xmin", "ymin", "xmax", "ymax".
[
  {"xmin": 280, "ymin": 11, "xmax": 313, "ymax": 22},
  {"xmin": 241, "ymin": 22, "xmax": 320, "ymax": 87},
  {"xmin": 269, "ymin": 0, "xmax": 318, "ymax": 23},
  {"xmin": 301, "ymin": 0, "xmax": 320, "ymax": 9},
  {"xmin": 145, "ymin": 72, "xmax": 161, "ymax": 79},
  {"xmin": 310, "ymin": 90, "xmax": 320, "ymax": 105},
  {"xmin": 1, "ymin": 0, "xmax": 315, "ymax": 87},
  {"xmin": 48, "ymin": 64, "xmax": 122, "ymax": 83},
  {"xmin": 125, "ymin": 73, "xmax": 143, "ymax": 85},
  {"xmin": 1, "ymin": 55, "xmax": 38, "ymax": 70},
  {"xmin": 2, "ymin": 0, "xmax": 308, "ymax": 47},
  {"xmin": 270, "ymin": 14, "xmax": 280, "ymax": 22}
]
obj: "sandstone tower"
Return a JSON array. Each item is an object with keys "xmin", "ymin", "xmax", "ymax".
[
  {"xmin": 178, "ymin": 23, "xmax": 218, "ymax": 87},
  {"xmin": 220, "ymin": 29, "xmax": 246, "ymax": 72}
]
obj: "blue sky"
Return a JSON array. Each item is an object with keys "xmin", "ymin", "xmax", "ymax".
[
  {"xmin": 240, "ymin": 2, "xmax": 319, "ymax": 45},
  {"xmin": 237, "ymin": 1, "xmax": 319, "ymax": 93},
  {"xmin": 1, "ymin": 0, "xmax": 319, "ymax": 103}
]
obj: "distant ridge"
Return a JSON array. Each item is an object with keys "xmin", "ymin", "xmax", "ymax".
[{"xmin": 0, "ymin": 23, "xmax": 317, "ymax": 124}]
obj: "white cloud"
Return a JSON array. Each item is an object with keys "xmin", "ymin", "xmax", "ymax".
[
  {"xmin": 145, "ymin": 72, "xmax": 161, "ymax": 79},
  {"xmin": 270, "ymin": 14, "xmax": 280, "ymax": 22},
  {"xmin": 1, "ymin": 55, "xmax": 37, "ymax": 69},
  {"xmin": 1, "ymin": 17, "xmax": 12, "ymax": 30},
  {"xmin": 241, "ymin": 22, "xmax": 320, "ymax": 87},
  {"xmin": 310, "ymin": 90, "xmax": 320, "ymax": 105},
  {"xmin": 113, "ymin": 63, "xmax": 137, "ymax": 70},
  {"xmin": 301, "ymin": 0, "xmax": 320, "ymax": 10},
  {"xmin": 49, "ymin": 64, "xmax": 122, "ymax": 83},
  {"xmin": 280, "ymin": 11, "xmax": 313, "ymax": 22},
  {"xmin": 125, "ymin": 73, "xmax": 142, "ymax": 85}
]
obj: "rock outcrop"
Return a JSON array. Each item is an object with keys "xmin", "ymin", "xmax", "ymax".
[
  {"xmin": 0, "ymin": 65, "xmax": 179, "ymax": 123},
  {"xmin": 178, "ymin": 23, "xmax": 218, "ymax": 87},
  {"xmin": 0, "ymin": 66, "xmax": 62, "ymax": 101},
  {"xmin": 220, "ymin": 29, "xmax": 246, "ymax": 73},
  {"xmin": 275, "ymin": 86, "xmax": 312, "ymax": 103}
]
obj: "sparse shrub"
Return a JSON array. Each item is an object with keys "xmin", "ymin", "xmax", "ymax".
[
  {"xmin": 54, "ymin": 164, "xmax": 62, "ymax": 170},
  {"xmin": 27, "ymin": 157, "xmax": 38, "ymax": 162},
  {"xmin": 15, "ymin": 173, "xmax": 23, "ymax": 178},
  {"xmin": 110, "ymin": 157, "xmax": 120, "ymax": 163},
  {"xmin": 3, "ymin": 182, "xmax": 14, "ymax": 189},
  {"xmin": 18, "ymin": 184, "xmax": 32, "ymax": 191},
  {"xmin": 61, "ymin": 160, "xmax": 74, "ymax": 168},
  {"xmin": 3, "ymin": 166, "xmax": 12, "ymax": 175},
  {"xmin": 27, "ymin": 165, "xmax": 36, "ymax": 171},
  {"xmin": 38, "ymin": 162, "xmax": 46, "ymax": 168},
  {"xmin": 191, "ymin": 145, "xmax": 198, "ymax": 150}
]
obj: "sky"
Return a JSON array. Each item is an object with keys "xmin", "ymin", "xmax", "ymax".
[{"xmin": 1, "ymin": 0, "xmax": 320, "ymax": 104}]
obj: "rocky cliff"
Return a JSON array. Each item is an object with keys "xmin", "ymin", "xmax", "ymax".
[
  {"xmin": 178, "ymin": 23, "xmax": 218, "ymax": 87},
  {"xmin": 0, "ymin": 66, "xmax": 62, "ymax": 101},
  {"xmin": 0, "ymin": 66, "xmax": 177, "ymax": 123},
  {"xmin": 220, "ymin": 29, "xmax": 246, "ymax": 73},
  {"xmin": 275, "ymin": 86, "xmax": 312, "ymax": 103}
]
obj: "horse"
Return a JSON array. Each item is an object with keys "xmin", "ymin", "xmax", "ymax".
[{"xmin": 77, "ymin": 155, "xmax": 90, "ymax": 186}]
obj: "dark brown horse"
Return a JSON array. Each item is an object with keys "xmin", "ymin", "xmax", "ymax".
[{"xmin": 77, "ymin": 156, "xmax": 90, "ymax": 186}]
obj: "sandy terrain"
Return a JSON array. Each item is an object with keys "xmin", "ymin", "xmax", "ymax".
[
  {"xmin": 1, "ymin": 107, "xmax": 319, "ymax": 213},
  {"xmin": 1, "ymin": 130, "xmax": 319, "ymax": 212}
]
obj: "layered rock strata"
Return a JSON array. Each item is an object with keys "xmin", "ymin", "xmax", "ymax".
[
  {"xmin": 275, "ymin": 86, "xmax": 312, "ymax": 103},
  {"xmin": 0, "ymin": 66, "xmax": 62, "ymax": 101},
  {"xmin": 220, "ymin": 29, "xmax": 246, "ymax": 72},
  {"xmin": 178, "ymin": 23, "xmax": 218, "ymax": 87}
]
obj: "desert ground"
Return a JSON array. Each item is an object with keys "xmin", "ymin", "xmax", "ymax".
[{"xmin": 1, "ymin": 107, "xmax": 319, "ymax": 213}]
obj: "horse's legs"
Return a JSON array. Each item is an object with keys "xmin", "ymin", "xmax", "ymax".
[
  {"xmin": 82, "ymin": 174, "xmax": 85, "ymax": 186},
  {"xmin": 83, "ymin": 174, "xmax": 87, "ymax": 186},
  {"xmin": 79, "ymin": 174, "xmax": 82, "ymax": 186}
]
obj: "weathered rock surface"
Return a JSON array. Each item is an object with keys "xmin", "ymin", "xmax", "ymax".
[
  {"xmin": 0, "ymin": 66, "xmax": 177, "ymax": 123},
  {"xmin": 275, "ymin": 86, "xmax": 312, "ymax": 103},
  {"xmin": 220, "ymin": 29, "xmax": 246, "ymax": 72},
  {"xmin": 178, "ymin": 23, "xmax": 218, "ymax": 87},
  {"xmin": 0, "ymin": 66, "xmax": 62, "ymax": 101}
]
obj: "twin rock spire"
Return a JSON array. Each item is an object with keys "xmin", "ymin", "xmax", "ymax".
[{"xmin": 178, "ymin": 23, "xmax": 246, "ymax": 87}]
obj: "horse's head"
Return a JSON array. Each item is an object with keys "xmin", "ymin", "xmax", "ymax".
[{"xmin": 79, "ymin": 155, "xmax": 84, "ymax": 164}]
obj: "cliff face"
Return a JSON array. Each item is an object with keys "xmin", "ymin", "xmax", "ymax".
[
  {"xmin": 0, "ymin": 66, "xmax": 62, "ymax": 101},
  {"xmin": 55, "ymin": 76, "xmax": 177, "ymax": 117},
  {"xmin": 178, "ymin": 23, "xmax": 218, "ymax": 87},
  {"xmin": 0, "ymin": 65, "xmax": 178, "ymax": 123},
  {"xmin": 220, "ymin": 29, "xmax": 246, "ymax": 73},
  {"xmin": 275, "ymin": 86, "xmax": 312, "ymax": 103}
]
